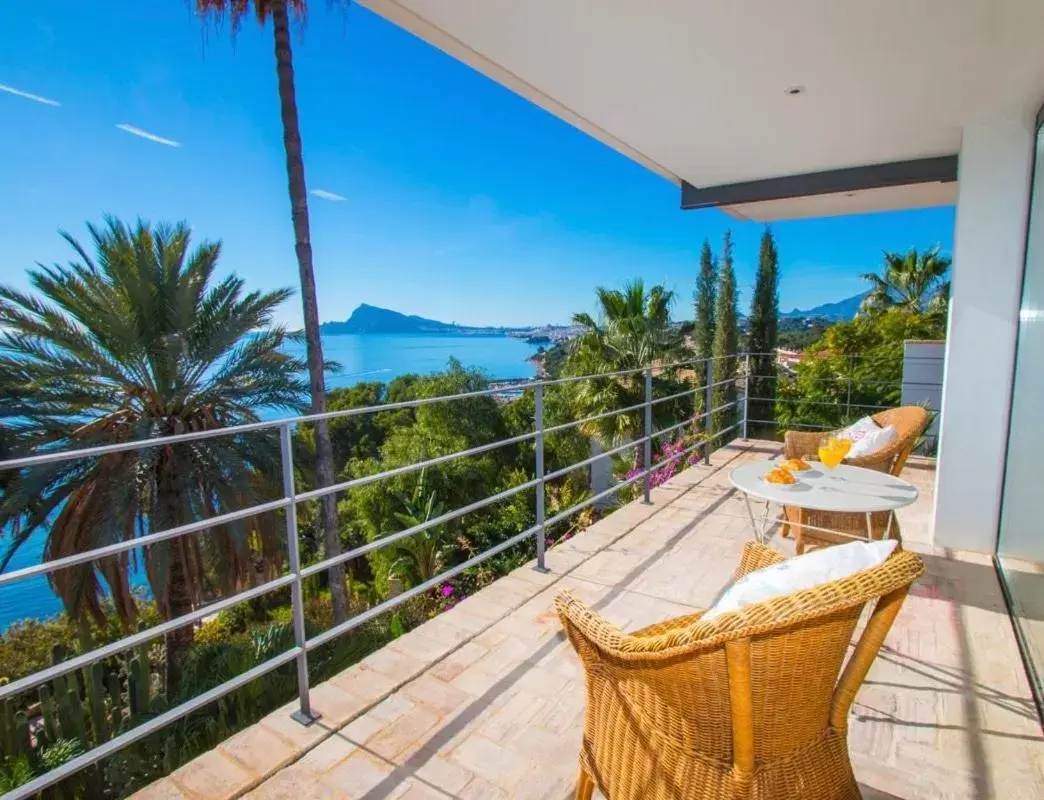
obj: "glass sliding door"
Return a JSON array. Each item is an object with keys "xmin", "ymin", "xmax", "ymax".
[{"xmin": 996, "ymin": 108, "xmax": 1044, "ymax": 715}]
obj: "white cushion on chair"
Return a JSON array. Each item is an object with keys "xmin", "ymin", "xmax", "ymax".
[
  {"xmin": 837, "ymin": 416, "xmax": 898, "ymax": 458},
  {"xmin": 703, "ymin": 539, "xmax": 898, "ymax": 620}
]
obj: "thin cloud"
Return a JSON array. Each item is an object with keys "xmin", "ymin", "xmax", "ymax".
[
  {"xmin": 0, "ymin": 82, "xmax": 60, "ymax": 106},
  {"xmin": 310, "ymin": 189, "xmax": 346, "ymax": 202},
  {"xmin": 115, "ymin": 124, "xmax": 180, "ymax": 147}
]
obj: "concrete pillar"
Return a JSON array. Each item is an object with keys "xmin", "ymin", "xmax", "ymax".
[{"xmin": 932, "ymin": 116, "xmax": 1036, "ymax": 551}]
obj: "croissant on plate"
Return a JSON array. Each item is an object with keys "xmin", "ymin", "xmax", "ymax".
[{"xmin": 764, "ymin": 467, "xmax": 797, "ymax": 485}]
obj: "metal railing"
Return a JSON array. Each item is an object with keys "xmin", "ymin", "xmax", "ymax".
[
  {"xmin": 0, "ymin": 355, "xmax": 743, "ymax": 799},
  {"xmin": 0, "ymin": 346, "xmax": 942, "ymax": 796}
]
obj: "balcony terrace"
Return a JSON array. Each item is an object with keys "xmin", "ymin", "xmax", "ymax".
[{"xmin": 132, "ymin": 440, "xmax": 1042, "ymax": 800}]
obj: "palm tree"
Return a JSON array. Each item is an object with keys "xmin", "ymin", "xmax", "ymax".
[
  {"xmin": 860, "ymin": 246, "xmax": 951, "ymax": 316},
  {"xmin": 564, "ymin": 280, "xmax": 688, "ymax": 468},
  {"xmin": 388, "ymin": 470, "xmax": 452, "ymax": 587},
  {"xmin": 0, "ymin": 218, "xmax": 306, "ymax": 692},
  {"xmin": 195, "ymin": 0, "xmax": 349, "ymax": 623}
]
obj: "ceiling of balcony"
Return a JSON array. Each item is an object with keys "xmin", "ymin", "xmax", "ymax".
[{"xmin": 360, "ymin": 0, "xmax": 1044, "ymax": 219}]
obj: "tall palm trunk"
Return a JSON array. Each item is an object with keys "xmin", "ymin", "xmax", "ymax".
[
  {"xmin": 271, "ymin": 0, "xmax": 347, "ymax": 624},
  {"xmin": 166, "ymin": 540, "xmax": 195, "ymax": 695}
]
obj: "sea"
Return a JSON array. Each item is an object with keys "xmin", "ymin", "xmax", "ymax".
[{"xmin": 0, "ymin": 333, "xmax": 540, "ymax": 633}]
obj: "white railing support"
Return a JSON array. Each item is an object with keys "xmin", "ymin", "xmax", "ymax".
[
  {"xmin": 279, "ymin": 423, "xmax": 318, "ymax": 726},
  {"xmin": 534, "ymin": 383, "xmax": 548, "ymax": 572},
  {"xmin": 704, "ymin": 358, "xmax": 714, "ymax": 465},
  {"xmin": 743, "ymin": 352, "xmax": 750, "ymax": 440},
  {"xmin": 643, "ymin": 370, "xmax": 653, "ymax": 504}
]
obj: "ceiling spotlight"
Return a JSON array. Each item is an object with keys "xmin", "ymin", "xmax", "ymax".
[{"xmin": 784, "ymin": 85, "xmax": 805, "ymax": 96}]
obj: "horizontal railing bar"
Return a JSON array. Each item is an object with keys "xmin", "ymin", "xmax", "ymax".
[
  {"xmin": 300, "ymin": 475, "xmax": 543, "ymax": 579},
  {"xmin": 306, "ymin": 524, "xmax": 539, "ymax": 651},
  {"xmin": 294, "ymin": 429, "xmax": 538, "ymax": 504},
  {"xmin": 4, "ymin": 647, "xmax": 301, "ymax": 800},
  {"xmin": 0, "ymin": 574, "xmax": 296, "ymax": 701},
  {"xmin": 746, "ymin": 397, "xmax": 904, "ymax": 412},
  {"xmin": 650, "ymin": 413, "xmax": 700, "ymax": 441},
  {"xmin": 542, "ymin": 434, "xmax": 653, "ymax": 483},
  {"xmin": 542, "ymin": 399, "xmax": 649, "ymax": 435},
  {"xmin": 704, "ymin": 420, "xmax": 743, "ymax": 443},
  {"xmin": 543, "ymin": 457, "xmax": 661, "ymax": 529},
  {"xmin": 704, "ymin": 377, "xmax": 739, "ymax": 391},
  {"xmin": 0, "ymin": 497, "xmax": 291, "ymax": 588},
  {"xmin": 746, "ymin": 418, "xmax": 835, "ymax": 431},
  {"xmin": 748, "ymin": 373, "xmax": 942, "ymax": 389},
  {"xmin": 649, "ymin": 386, "xmax": 698, "ymax": 406},
  {"xmin": 745, "ymin": 350, "xmax": 944, "ymax": 362},
  {"xmin": 542, "ymin": 438, "xmax": 718, "ymax": 531}
]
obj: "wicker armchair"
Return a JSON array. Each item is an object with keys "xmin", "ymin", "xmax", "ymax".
[
  {"xmin": 783, "ymin": 406, "xmax": 930, "ymax": 553},
  {"xmin": 558, "ymin": 541, "xmax": 924, "ymax": 800}
]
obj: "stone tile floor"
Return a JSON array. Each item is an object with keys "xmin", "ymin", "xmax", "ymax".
[{"xmin": 134, "ymin": 440, "xmax": 1043, "ymax": 800}]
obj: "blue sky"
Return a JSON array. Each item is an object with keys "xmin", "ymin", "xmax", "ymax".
[{"xmin": 0, "ymin": 2, "xmax": 955, "ymax": 328}]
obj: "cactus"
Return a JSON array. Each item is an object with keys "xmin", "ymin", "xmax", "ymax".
[
  {"xmin": 1, "ymin": 696, "xmax": 13, "ymax": 757},
  {"xmin": 13, "ymin": 710, "xmax": 30, "ymax": 756},
  {"xmin": 63, "ymin": 685, "xmax": 88, "ymax": 744},
  {"xmin": 39, "ymin": 684, "xmax": 58, "ymax": 744},
  {"xmin": 107, "ymin": 671, "xmax": 122, "ymax": 733},
  {"xmin": 87, "ymin": 662, "xmax": 108, "ymax": 742},
  {"xmin": 128, "ymin": 654, "xmax": 150, "ymax": 717}
]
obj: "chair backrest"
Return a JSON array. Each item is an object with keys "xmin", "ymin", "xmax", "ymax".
[
  {"xmin": 869, "ymin": 405, "xmax": 931, "ymax": 475},
  {"xmin": 556, "ymin": 543, "xmax": 924, "ymax": 784}
]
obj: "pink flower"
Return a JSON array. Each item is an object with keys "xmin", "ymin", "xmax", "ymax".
[{"xmin": 439, "ymin": 585, "xmax": 454, "ymax": 598}]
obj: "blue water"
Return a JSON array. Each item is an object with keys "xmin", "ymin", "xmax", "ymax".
[
  {"xmin": 299, "ymin": 333, "xmax": 539, "ymax": 389},
  {"xmin": 0, "ymin": 334, "xmax": 539, "ymax": 633}
]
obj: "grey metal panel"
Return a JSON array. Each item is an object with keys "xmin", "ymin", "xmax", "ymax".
[{"xmin": 681, "ymin": 155, "xmax": 959, "ymax": 210}]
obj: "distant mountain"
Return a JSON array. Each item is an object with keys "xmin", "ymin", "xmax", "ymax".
[
  {"xmin": 781, "ymin": 292, "xmax": 868, "ymax": 321},
  {"xmin": 322, "ymin": 304, "xmax": 461, "ymax": 335},
  {"xmin": 320, "ymin": 304, "xmax": 576, "ymax": 341}
]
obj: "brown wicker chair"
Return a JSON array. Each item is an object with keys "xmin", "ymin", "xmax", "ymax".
[
  {"xmin": 558, "ymin": 541, "xmax": 924, "ymax": 800},
  {"xmin": 782, "ymin": 406, "xmax": 930, "ymax": 553}
]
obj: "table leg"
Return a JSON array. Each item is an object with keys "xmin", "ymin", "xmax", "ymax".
[
  {"xmin": 743, "ymin": 493, "xmax": 763, "ymax": 544},
  {"xmin": 865, "ymin": 512, "xmax": 873, "ymax": 542},
  {"xmin": 884, "ymin": 510, "xmax": 895, "ymax": 541}
]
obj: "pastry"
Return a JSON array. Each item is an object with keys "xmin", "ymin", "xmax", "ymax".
[
  {"xmin": 779, "ymin": 457, "xmax": 811, "ymax": 472},
  {"xmin": 764, "ymin": 467, "xmax": 797, "ymax": 485}
]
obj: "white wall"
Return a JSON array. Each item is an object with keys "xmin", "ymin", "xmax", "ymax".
[{"xmin": 933, "ymin": 116, "xmax": 1036, "ymax": 551}]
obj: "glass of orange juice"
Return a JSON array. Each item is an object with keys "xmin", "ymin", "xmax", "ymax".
[
  {"xmin": 835, "ymin": 437, "xmax": 852, "ymax": 458},
  {"xmin": 818, "ymin": 437, "xmax": 845, "ymax": 472}
]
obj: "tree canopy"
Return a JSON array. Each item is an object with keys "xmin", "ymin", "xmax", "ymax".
[
  {"xmin": 860, "ymin": 246, "xmax": 951, "ymax": 317},
  {"xmin": 0, "ymin": 217, "xmax": 305, "ymax": 690},
  {"xmin": 711, "ymin": 231, "xmax": 739, "ymax": 435}
]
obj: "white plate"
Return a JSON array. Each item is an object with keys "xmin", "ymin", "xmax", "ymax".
[{"xmin": 760, "ymin": 475, "xmax": 803, "ymax": 490}]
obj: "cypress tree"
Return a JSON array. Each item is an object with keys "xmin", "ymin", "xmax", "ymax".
[
  {"xmin": 747, "ymin": 229, "xmax": 780, "ymax": 435},
  {"xmin": 693, "ymin": 240, "xmax": 717, "ymax": 425},
  {"xmin": 712, "ymin": 230, "xmax": 739, "ymax": 437}
]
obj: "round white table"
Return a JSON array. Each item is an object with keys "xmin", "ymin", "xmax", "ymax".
[{"xmin": 729, "ymin": 460, "xmax": 919, "ymax": 545}]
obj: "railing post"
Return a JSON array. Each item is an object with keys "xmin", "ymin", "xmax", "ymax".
[
  {"xmin": 704, "ymin": 357, "xmax": 714, "ymax": 465},
  {"xmin": 534, "ymin": 383, "xmax": 548, "ymax": 572},
  {"xmin": 846, "ymin": 354, "xmax": 854, "ymax": 420},
  {"xmin": 643, "ymin": 370, "xmax": 653, "ymax": 504},
  {"xmin": 279, "ymin": 423, "xmax": 318, "ymax": 726},
  {"xmin": 743, "ymin": 352, "xmax": 750, "ymax": 440}
]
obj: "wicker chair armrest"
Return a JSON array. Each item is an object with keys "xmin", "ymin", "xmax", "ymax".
[
  {"xmin": 843, "ymin": 450, "xmax": 895, "ymax": 473},
  {"xmin": 555, "ymin": 591, "xmax": 631, "ymax": 653},
  {"xmin": 631, "ymin": 611, "xmax": 707, "ymax": 638},
  {"xmin": 784, "ymin": 429, "xmax": 827, "ymax": 459},
  {"xmin": 735, "ymin": 541, "xmax": 786, "ymax": 578}
]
